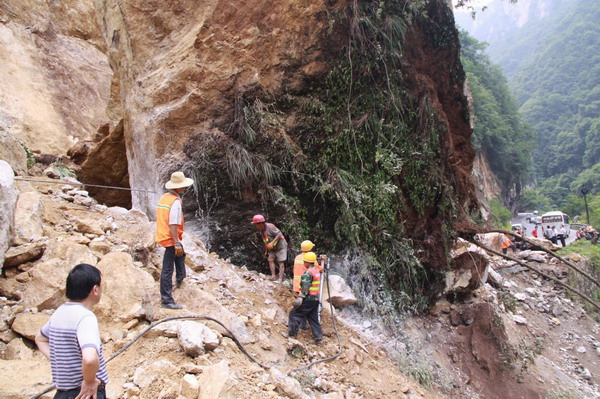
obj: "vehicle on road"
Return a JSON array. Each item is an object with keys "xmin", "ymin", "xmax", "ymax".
[
  {"xmin": 541, "ymin": 211, "xmax": 571, "ymax": 237},
  {"xmin": 511, "ymin": 223, "xmax": 524, "ymax": 233}
]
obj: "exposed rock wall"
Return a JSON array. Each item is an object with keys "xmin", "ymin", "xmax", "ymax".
[
  {"xmin": 0, "ymin": 0, "xmax": 114, "ymax": 156},
  {"xmin": 92, "ymin": 0, "xmax": 331, "ymax": 214}
]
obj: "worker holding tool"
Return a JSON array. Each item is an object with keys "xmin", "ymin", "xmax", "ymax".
[
  {"xmin": 252, "ymin": 214, "xmax": 288, "ymax": 282},
  {"xmin": 156, "ymin": 171, "xmax": 194, "ymax": 309},
  {"xmin": 288, "ymin": 252, "xmax": 323, "ymax": 344},
  {"xmin": 293, "ymin": 240, "xmax": 326, "ymax": 292},
  {"xmin": 293, "ymin": 241, "xmax": 326, "ymax": 329}
]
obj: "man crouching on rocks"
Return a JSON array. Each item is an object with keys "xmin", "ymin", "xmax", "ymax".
[
  {"xmin": 35, "ymin": 264, "xmax": 109, "ymax": 399},
  {"xmin": 288, "ymin": 252, "xmax": 323, "ymax": 344}
]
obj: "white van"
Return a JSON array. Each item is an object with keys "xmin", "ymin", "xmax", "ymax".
[{"xmin": 541, "ymin": 211, "xmax": 571, "ymax": 237}]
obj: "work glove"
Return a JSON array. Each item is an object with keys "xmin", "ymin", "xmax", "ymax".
[
  {"xmin": 174, "ymin": 243, "xmax": 185, "ymax": 257},
  {"xmin": 292, "ymin": 297, "xmax": 303, "ymax": 308},
  {"xmin": 266, "ymin": 243, "xmax": 274, "ymax": 251}
]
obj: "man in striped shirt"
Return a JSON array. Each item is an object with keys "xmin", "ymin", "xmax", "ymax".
[{"xmin": 35, "ymin": 264, "xmax": 108, "ymax": 399}]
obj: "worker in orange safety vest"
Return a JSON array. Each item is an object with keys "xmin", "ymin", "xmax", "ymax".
[
  {"xmin": 288, "ymin": 252, "xmax": 323, "ymax": 343},
  {"xmin": 292, "ymin": 241, "xmax": 326, "ymax": 330},
  {"xmin": 293, "ymin": 240, "xmax": 325, "ymax": 293},
  {"xmin": 156, "ymin": 171, "xmax": 194, "ymax": 310},
  {"xmin": 501, "ymin": 234, "xmax": 514, "ymax": 255}
]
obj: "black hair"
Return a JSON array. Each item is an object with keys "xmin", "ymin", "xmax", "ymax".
[{"xmin": 66, "ymin": 264, "xmax": 102, "ymax": 300}]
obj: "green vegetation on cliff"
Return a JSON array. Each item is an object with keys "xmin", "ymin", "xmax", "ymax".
[{"xmin": 187, "ymin": 0, "xmax": 475, "ymax": 324}]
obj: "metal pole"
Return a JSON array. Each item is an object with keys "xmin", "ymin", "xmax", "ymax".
[
  {"xmin": 318, "ymin": 257, "xmax": 329, "ymax": 324},
  {"xmin": 582, "ymin": 187, "xmax": 590, "ymax": 224}
]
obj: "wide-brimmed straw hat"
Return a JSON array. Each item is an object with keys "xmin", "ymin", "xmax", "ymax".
[{"xmin": 165, "ymin": 171, "xmax": 194, "ymax": 189}]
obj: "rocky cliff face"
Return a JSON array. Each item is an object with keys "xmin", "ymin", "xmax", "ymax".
[
  {"xmin": 1, "ymin": 0, "xmax": 479, "ymax": 309},
  {"xmin": 0, "ymin": 0, "xmax": 115, "ymax": 155}
]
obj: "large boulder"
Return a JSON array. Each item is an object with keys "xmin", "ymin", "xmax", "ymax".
[
  {"xmin": 445, "ymin": 238, "xmax": 490, "ymax": 295},
  {"xmin": 13, "ymin": 191, "xmax": 45, "ymax": 245},
  {"xmin": 476, "ymin": 233, "xmax": 503, "ymax": 252},
  {"xmin": 0, "ymin": 130, "xmax": 28, "ymax": 176},
  {"xmin": 94, "ymin": 252, "xmax": 154, "ymax": 319},
  {"xmin": 0, "ymin": 161, "xmax": 18, "ymax": 271},
  {"xmin": 23, "ymin": 242, "xmax": 97, "ymax": 310},
  {"xmin": 322, "ymin": 275, "xmax": 357, "ymax": 308},
  {"xmin": 526, "ymin": 237, "xmax": 560, "ymax": 251}
]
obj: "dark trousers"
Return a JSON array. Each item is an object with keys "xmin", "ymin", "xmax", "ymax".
[
  {"xmin": 288, "ymin": 298, "xmax": 323, "ymax": 340},
  {"xmin": 160, "ymin": 246, "xmax": 186, "ymax": 304},
  {"xmin": 55, "ymin": 386, "xmax": 106, "ymax": 399},
  {"xmin": 557, "ymin": 234, "xmax": 566, "ymax": 247}
]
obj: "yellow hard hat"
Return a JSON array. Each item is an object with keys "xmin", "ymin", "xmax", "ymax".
[
  {"xmin": 303, "ymin": 252, "xmax": 317, "ymax": 263},
  {"xmin": 300, "ymin": 240, "xmax": 315, "ymax": 252}
]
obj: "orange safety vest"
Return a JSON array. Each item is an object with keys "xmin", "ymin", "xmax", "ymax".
[
  {"xmin": 293, "ymin": 254, "xmax": 307, "ymax": 293},
  {"xmin": 307, "ymin": 267, "xmax": 321, "ymax": 297},
  {"xmin": 155, "ymin": 193, "xmax": 184, "ymax": 247},
  {"xmin": 501, "ymin": 235, "xmax": 511, "ymax": 249}
]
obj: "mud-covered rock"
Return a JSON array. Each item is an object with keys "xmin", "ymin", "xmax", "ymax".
[
  {"xmin": 270, "ymin": 367, "xmax": 309, "ymax": 399},
  {"xmin": 24, "ymin": 242, "xmax": 97, "ymax": 310},
  {"xmin": 180, "ymin": 373, "xmax": 200, "ymax": 398},
  {"xmin": 4, "ymin": 338, "xmax": 33, "ymax": 360},
  {"xmin": 75, "ymin": 218, "xmax": 104, "ymax": 236},
  {"xmin": 133, "ymin": 359, "xmax": 178, "ymax": 390}
]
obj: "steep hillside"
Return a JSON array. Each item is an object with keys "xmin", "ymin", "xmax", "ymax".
[{"xmin": 1, "ymin": 173, "xmax": 599, "ymax": 398}]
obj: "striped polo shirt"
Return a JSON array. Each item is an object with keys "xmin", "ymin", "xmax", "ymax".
[{"xmin": 40, "ymin": 302, "xmax": 109, "ymax": 390}]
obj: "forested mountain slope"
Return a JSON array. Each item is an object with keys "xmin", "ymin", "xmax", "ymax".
[
  {"xmin": 461, "ymin": 0, "xmax": 600, "ymax": 213},
  {"xmin": 459, "ymin": 31, "xmax": 534, "ymax": 210},
  {"xmin": 507, "ymin": 0, "xmax": 600, "ymax": 208}
]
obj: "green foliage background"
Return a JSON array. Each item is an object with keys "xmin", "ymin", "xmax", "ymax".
[
  {"xmin": 459, "ymin": 31, "xmax": 535, "ymax": 196},
  {"xmin": 487, "ymin": 0, "xmax": 600, "ymax": 221}
]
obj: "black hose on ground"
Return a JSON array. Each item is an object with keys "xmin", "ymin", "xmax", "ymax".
[{"xmin": 30, "ymin": 271, "xmax": 346, "ymax": 397}]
